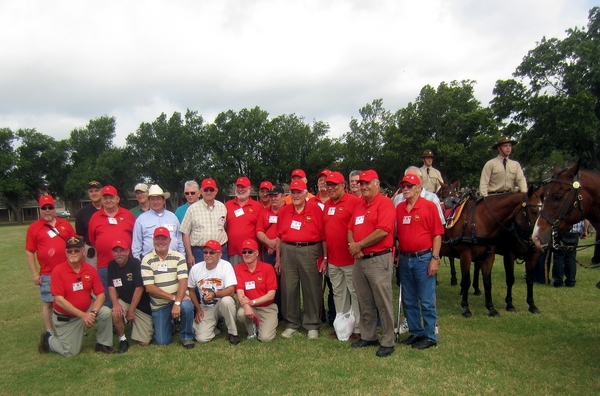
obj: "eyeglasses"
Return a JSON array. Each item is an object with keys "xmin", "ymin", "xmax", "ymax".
[
  {"xmin": 41, "ymin": 205, "xmax": 55, "ymax": 210},
  {"xmin": 326, "ymin": 183, "xmax": 340, "ymax": 188},
  {"xmin": 184, "ymin": 192, "xmax": 196, "ymax": 196},
  {"xmin": 242, "ymin": 250, "xmax": 255, "ymax": 255},
  {"xmin": 400, "ymin": 184, "xmax": 416, "ymax": 190},
  {"xmin": 203, "ymin": 188, "xmax": 215, "ymax": 193},
  {"xmin": 203, "ymin": 250, "xmax": 218, "ymax": 255},
  {"xmin": 66, "ymin": 248, "xmax": 82, "ymax": 254}
]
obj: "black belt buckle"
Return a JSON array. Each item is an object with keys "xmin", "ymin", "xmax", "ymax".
[{"xmin": 54, "ymin": 312, "xmax": 71, "ymax": 322}]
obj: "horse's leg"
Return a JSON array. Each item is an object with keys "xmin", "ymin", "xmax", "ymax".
[
  {"xmin": 526, "ymin": 249, "xmax": 541, "ymax": 314},
  {"xmin": 460, "ymin": 253, "xmax": 472, "ymax": 318},
  {"xmin": 482, "ymin": 253, "xmax": 499, "ymax": 317},
  {"xmin": 473, "ymin": 260, "xmax": 482, "ymax": 296},
  {"xmin": 504, "ymin": 253, "xmax": 515, "ymax": 312},
  {"xmin": 450, "ymin": 257, "xmax": 457, "ymax": 286}
]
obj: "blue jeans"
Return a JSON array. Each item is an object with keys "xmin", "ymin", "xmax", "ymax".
[
  {"xmin": 192, "ymin": 244, "xmax": 228, "ymax": 263},
  {"xmin": 400, "ymin": 253, "xmax": 437, "ymax": 342},
  {"xmin": 97, "ymin": 267, "xmax": 112, "ymax": 308},
  {"xmin": 151, "ymin": 300, "xmax": 194, "ymax": 345}
]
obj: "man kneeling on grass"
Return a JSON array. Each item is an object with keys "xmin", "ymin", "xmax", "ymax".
[{"xmin": 38, "ymin": 236, "xmax": 114, "ymax": 356}]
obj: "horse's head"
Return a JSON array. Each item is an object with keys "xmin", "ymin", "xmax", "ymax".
[
  {"xmin": 437, "ymin": 180, "xmax": 460, "ymax": 200},
  {"xmin": 515, "ymin": 185, "xmax": 543, "ymax": 237},
  {"xmin": 532, "ymin": 161, "xmax": 583, "ymax": 248}
]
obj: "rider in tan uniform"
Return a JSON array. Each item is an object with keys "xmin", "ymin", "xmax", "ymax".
[
  {"xmin": 419, "ymin": 149, "xmax": 444, "ymax": 194},
  {"xmin": 479, "ymin": 136, "xmax": 527, "ymax": 197}
]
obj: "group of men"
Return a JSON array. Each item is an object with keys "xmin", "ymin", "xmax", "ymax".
[{"xmin": 28, "ymin": 135, "xmax": 536, "ymax": 358}]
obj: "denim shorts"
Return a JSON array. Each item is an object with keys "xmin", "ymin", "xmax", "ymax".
[{"xmin": 40, "ymin": 274, "xmax": 53, "ymax": 303}]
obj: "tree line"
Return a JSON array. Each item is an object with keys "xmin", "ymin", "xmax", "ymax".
[{"xmin": 2, "ymin": 7, "xmax": 600, "ymax": 223}]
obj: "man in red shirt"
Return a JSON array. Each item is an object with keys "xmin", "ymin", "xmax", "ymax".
[
  {"xmin": 88, "ymin": 185, "xmax": 136, "ymax": 308},
  {"xmin": 26, "ymin": 195, "xmax": 76, "ymax": 336},
  {"xmin": 38, "ymin": 236, "xmax": 114, "ymax": 356},
  {"xmin": 396, "ymin": 174, "xmax": 444, "ymax": 350},
  {"xmin": 225, "ymin": 176, "xmax": 263, "ymax": 266},
  {"xmin": 276, "ymin": 180, "xmax": 325, "ymax": 340},
  {"xmin": 257, "ymin": 181, "xmax": 273, "ymax": 209},
  {"xmin": 323, "ymin": 172, "xmax": 361, "ymax": 339},
  {"xmin": 348, "ymin": 170, "xmax": 396, "ymax": 357},
  {"xmin": 234, "ymin": 239, "xmax": 279, "ymax": 342}
]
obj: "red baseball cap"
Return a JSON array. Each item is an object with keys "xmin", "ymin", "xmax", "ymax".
[
  {"xmin": 400, "ymin": 174, "xmax": 421, "ymax": 186},
  {"xmin": 102, "ymin": 185, "xmax": 118, "ymax": 196},
  {"xmin": 203, "ymin": 240, "xmax": 222, "ymax": 252},
  {"xmin": 327, "ymin": 171, "xmax": 345, "ymax": 184},
  {"xmin": 358, "ymin": 170, "xmax": 379, "ymax": 183},
  {"xmin": 236, "ymin": 176, "xmax": 251, "ymax": 187},
  {"xmin": 290, "ymin": 180, "xmax": 307, "ymax": 191},
  {"xmin": 153, "ymin": 227, "xmax": 171, "ymax": 239},
  {"xmin": 241, "ymin": 239, "xmax": 259, "ymax": 251},
  {"xmin": 259, "ymin": 181, "xmax": 273, "ymax": 190},
  {"xmin": 201, "ymin": 178, "xmax": 217, "ymax": 189},
  {"xmin": 291, "ymin": 169, "xmax": 306, "ymax": 179},
  {"xmin": 38, "ymin": 195, "xmax": 55, "ymax": 207},
  {"xmin": 317, "ymin": 169, "xmax": 331, "ymax": 179},
  {"xmin": 112, "ymin": 239, "xmax": 129, "ymax": 250}
]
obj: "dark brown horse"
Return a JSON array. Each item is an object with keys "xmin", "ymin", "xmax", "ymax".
[
  {"xmin": 533, "ymin": 161, "xmax": 600, "ymax": 249},
  {"xmin": 441, "ymin": 190, "xmax": 542, "ymax": 317}
]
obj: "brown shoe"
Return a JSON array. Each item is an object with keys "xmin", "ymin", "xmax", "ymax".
[
  {"xmin": 329, "ymin": 331, "xmax": 338, "ymax": 339},
  {"xmin": 38, "ymin": 331, "xmax": 50, "ymax": 354},
  {"xmin": 349, "ymin": 333, "xmax": 361, "ymax": 342},
  {"xmin": 95, "ymin": 343, "xmax": 115, "ymax": 354}
]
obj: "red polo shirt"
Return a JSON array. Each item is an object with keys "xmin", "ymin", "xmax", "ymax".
[
  {"xmin": 396, "ymin": 196, "xmax": 445, "ymax": 253},
  {"xmin": 26, "ymin": 218, "xmax": 77, "ymax": 275},
  {"xmin": 349, "ymin": 192, "xmax": 395, "ymax": 254},
  {"xmin": 51, "ymin": 262, "xmax": 104, "ymax": 317},
  {"xmin": 88, "ymin": 207, "xmax": 136, "ymax": 269},
  {"xmin": 277, "ymin": 200, "xmax": 323, "ymax": 243},
  {"xmin": 234, "ymin": 260, "xmax": 278, "ymax": 307},
  {"xmin": 257, "ymin": 206, "xmax": 283, "ymax": 241},
  {"xmin": 323, "ymin": 192, "xmax": 361, "ymax": 266},
  {"xmin": 225, "ymin": 198, "xmax": 263, "ymax": 255}
]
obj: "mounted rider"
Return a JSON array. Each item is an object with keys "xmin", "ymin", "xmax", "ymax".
[{"xmin": 479, "ymin": 136, "xmax": 527, "ymax": 197}]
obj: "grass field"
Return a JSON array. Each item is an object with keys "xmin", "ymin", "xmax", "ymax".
[{"xmin": 1, "ymin": 224, "xmax": 599, "ymax": 395}]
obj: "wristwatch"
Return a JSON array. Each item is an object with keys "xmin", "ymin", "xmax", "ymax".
[
  {"xmin": 432, "ymin": 255, "xmax": 440, "ymax": 260},
  {"xmin": 174, "ymin": 301, "xmax": 181, "ymax": 306},
  {"xmin": 91, "ymin": 310, "xmax": 98, "ymax": 316}
]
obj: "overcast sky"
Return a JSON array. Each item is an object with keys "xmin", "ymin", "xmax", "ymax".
[{"xmin": 1, "ymin": 0, "xmax": 598, "ymax": 145}]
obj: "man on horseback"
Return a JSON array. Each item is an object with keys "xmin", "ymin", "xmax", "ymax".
[
  {"xmin": 479, "ymin": 136, "xmax": 527, "ymax": 197},
  {"xmin": 420, "ymin": 149, "xmax": 444, "ymax": 194}
]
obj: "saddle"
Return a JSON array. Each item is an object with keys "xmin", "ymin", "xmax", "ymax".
[{"xmin": 445, "ymin": 194, "xmax": 470, "ymax": 229}]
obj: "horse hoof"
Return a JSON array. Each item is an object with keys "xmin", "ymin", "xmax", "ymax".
[
  {"xmin": 462, "ymin": 310, "xmax": 472, "ymax": 318},
  {"xmin": 489, "ymin": 309, "xmax": 500, "ymax": 317},
  {"xmin": 506, "ymin": 306, "xmax": 516, "ymax": 312},
  {"xmin": 473, "ymin": 290, "xmax": 482, "ymax": 296},
  {"xmin": 529, "ymin": 307, "xmax": 541, "ymax": 314},
  {"xmin": 451, "ymin": 279, "xmax": 458, "ymax": 286}
]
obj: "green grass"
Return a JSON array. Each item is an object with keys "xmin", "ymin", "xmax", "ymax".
[{"xmin": 2, "ymin": 225, "xmax": 600, "ymax": 395}]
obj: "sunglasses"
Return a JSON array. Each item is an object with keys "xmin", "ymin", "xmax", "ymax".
[
  {"xmin": 184, "ymin": 192, "xmax": 196, "ymax": 196},
  {"xmin": 203, "ymin": 250, "xmax": 218, "ymax": 255},
  {"xmin": 203, "ymin": 188, "xmax": 215, "ymax": 193},
  {"xmin": 41, "ymin": 205, "xmax": 55, "ymax": 210},
  {"xmin": 242, "ymin": 250, "xmax": 255, "ymax": 255},
  {"xmin": 400, "ymin": 184, "xmax": 416, "ymax": 190},
  {"xmin": 66, "ymin": 248, "xmax": 82, "ymax": 254}
]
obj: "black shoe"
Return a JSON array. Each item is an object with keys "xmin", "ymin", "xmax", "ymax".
[
  {"xmin": 553, "ymin": 283, "xmax": 563, "ymax": 288},
  {"xmin": 412, "ymin": 338, "xmax": 437, "ymax": 350},
  {"xmin": 597, "ymin": 280, "xmax": 600, "ymax": 289},
  {"xmin": 351, "ymin": 339, "xmax": 379, "ymax": 348},
  {"xmin": 376, "ymin": 346, "xmax": 395, "ymax": 357},
  {"xmin": 182, "ymin": 340, "xmax": 195, "ymax": 349},
  {"xmin": 117, "ymin": 340, "xmax": 130, "ymax": 354},
  {"xmin": 95, "ymin": 343, "xmax": 115, "ymax": 354},
  {"xmin": 38, "ymin": 331, "xmax": 50, "ymax": 354},
  {"xmin": 228, "ymin": 334, "xmax": 240, "ymax": 345},
  {"xmin": 400, "ymin": 334, "xmax": 422, "ymax": 345}
]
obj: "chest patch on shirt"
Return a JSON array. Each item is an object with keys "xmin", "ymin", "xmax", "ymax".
[{"xmin": 414, "ymin": 214, "xmax": 421, "ymax": 222}]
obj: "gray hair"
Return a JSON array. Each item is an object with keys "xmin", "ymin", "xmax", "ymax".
[
  {"xmin": 404, "ymin": 166, "xmax": 422, "ymax": 177},
  {"xmin": 184, "ymin": 180, "xmax": 200, "ymax": 191},
  {"xmin": 349, "ymin": 170, "xmax": 361, "ymax": 180}
]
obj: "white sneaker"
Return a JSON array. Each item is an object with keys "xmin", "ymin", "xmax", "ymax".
[
  {"xmin": 397, "ymin": 318, "xmax": 409, "ymax": 335},
  {"xmin": 281, "ymin": 328, "xmax": 299, "ymax": 338},
  {"xmin": 435, "ymin": 325, "xmax": 439, "ymax": 335},
  {"xmin": 307, "ymin": 330, "xmax": 319, "ymax": 340},
  {"xmin": 247, "ymin": 334, "xmax": 257, "ymax": 340}
]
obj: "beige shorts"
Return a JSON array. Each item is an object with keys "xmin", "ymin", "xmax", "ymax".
[{"xmin": 118, "ymin": 299, "xmax": 154, "ymax": 343}]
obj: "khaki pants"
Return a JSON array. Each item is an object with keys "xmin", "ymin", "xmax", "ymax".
[
  {"xmin": 353, "ymin": 253, "xmax": 394, "ymax": 347},
  {"xmin": 192, "ymin": 296, "xmax": 238, "ymax": 343},
  {"xmin": 236, "ymin": 303, "xmax": 278, "ymax": 342},
  {"xmin": 328, "ymin": 263, "xmax": 360, "ymax": 333},
  {"xmin": 117, "ymin": 299, "xmax": 154, "ymax": 343},
  {"xmin": 49, "ymin": 306, "xmax": 112, "ymax": 357}
]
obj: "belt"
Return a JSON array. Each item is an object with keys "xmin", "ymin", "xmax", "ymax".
[
  {"xmin": 400, "ymin": 248, "xmax": 432, "ymax": 258},
  {"xmin": 283, "ymin": 241, "xmax": 320, "ymax": 247},
  {"xmin": 362, "ymin": 249, "xmax": 392, "ymax": 259},
  {"xmin": 488, "ymin": 191, "xmax": 510, "ymax": 195}
]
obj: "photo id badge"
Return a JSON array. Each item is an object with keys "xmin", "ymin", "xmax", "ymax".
[
  {"xmin": 291, "ymin": 220, "xmax": 302, "ymax": 230},
  {"xmin": 355, "ymin": 215, "xmax": 365, "ymax": 225},
  {"xmin": 72, "ymin": 282, "xmax": 84, "ymax": 291},
  {"xmin": 327, "ymin": 207, "xmax": 336, "ymax": 216},
  {"xmin": 112, "ymin": 278, "xmax": 123, "ymax": 287},
  {"xmin": 403, "ymin": 216, "xmax": 411, "ymax": 224}
]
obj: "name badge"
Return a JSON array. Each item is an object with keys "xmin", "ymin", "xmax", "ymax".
[
  {"xmin": 218, "ymin": 217, "xmax": 226, "ymax": 226},
  {"xmin": 245, "ymin": 281, "xmax": 256, "ymax": 290},
  {"xmin": 47, "ymin": 230, "xmax": 57, "ymax": 238},
  {"xmin": 112, "ymin": 278, "xmax": 123, "ymax": 287},
  {"xmin": 108, "ymin": 217, "xmax": 118, "ymax": 225},
  {"xmin": 268, "ymin": 215, "xmax": 278, "ymax": 224},
  {"xmin": 234, "ymin": 208, "xmax": 245, "ymax": 217},
  {"xmin": 403, "ymin": 216, "xmax": 411, "ymax": 224},
  {"xmin": 164, "ymin": 224, "xmax": 174, "ymax": 231},
  {"xmin": 72, "ymin": 282, "xmax": 83, "ymax": 291},
  {"xmin": 317, "ymin": 202, "xmax": 325, "ymax": 211},
  {"xmin": 327, "ymin": 207, "xmax": 336, "ymax": 216},
  {"xmin": 355, "ymin": 215, "xmax": 365, "ymax": 225},
  {"xmin": 291, "ymin": 220, "xmax": 302, "ymax": 230},
  {"xmin": 157, "ymin": 263, "xmax": 168, "ymax": 272}
]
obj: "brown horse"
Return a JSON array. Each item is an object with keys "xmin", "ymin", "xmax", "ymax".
[
  {"xmin": 438, "ymin": 180, "xmax": 460, "ymax": 201},
  {"xmin": 533, "ymin": 161, "xmax": 600, "ymax": 249},
  {"xmin": 441, "ymin": 190, "xmax": 542, "ymax": 317}
]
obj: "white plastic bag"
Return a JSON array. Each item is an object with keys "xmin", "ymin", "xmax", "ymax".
[{"xmin": 333, "ymin": 311, "xmax": 355, "ymax": 341}]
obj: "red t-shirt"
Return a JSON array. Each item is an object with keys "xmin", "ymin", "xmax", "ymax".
[
  {"xmin": 396, "ymin": 196, "xmax": 445, "ymax": 253},
  {"xmin": 257, "ymin": 207, "xmax": 283, "ymax": 241},
  {"xmin": 323, "ymin": 193, "xmax": 361, "ymax": 266},
  {"xmin": 277, "ymin": 200, "xmax": 324, "ymax": 243},
  {"xmin": 349, "ymin": 193, "xmax": 395, "ymax": 254},
  {"xmin": 234, "ymin": 260, "xmax": 278, "ymax": 307},
  {"xmin": 26, "ymin": 218, "xmax": 76, "ymax": 275},
  {"xmin": 51, "ymin": 262, "xmax": 104, "ymax": 317},
  {"xmin": 88, "ymin": 207, "xmax": 135, "ymax": 269},
  {"xmin": 225, "ymin": 198, "xmax": 263, "ymax": 255}
]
